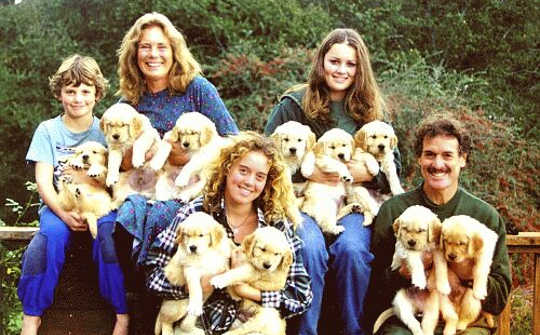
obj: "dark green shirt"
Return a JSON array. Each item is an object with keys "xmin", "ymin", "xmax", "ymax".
[{"xmin": 365, "ymin": 184, "xmax": 511, "ymax": 330}]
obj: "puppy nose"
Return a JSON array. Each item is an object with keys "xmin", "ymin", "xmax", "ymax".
[
  {"xmin": 289, "ymin": 148, "xmax": 297, "ymax": 154},
  {"xmin": 263, "ymin": 262, "xmax": 271, "ymax": 270},
  {"xmin": 189, "ymin": 245, "xmax": 197, "ymax": 253},
  {"xmin": 112, "ymin": 134, "xmax": 120, "ymax": 140},
  {"xmin": 82, "ymin": 154, "xmax": 89, "ymax": 161},
  {"xmin": 407, "ymin": 239, "xmax": 416, "ymax": 247},
  {"xmin": 378, "ymin": 144, "xmax": 385, "ymax": 151},
  {"xmin": 448, "ymin": 253, "xmax": 457, "ymax": 261},
  {"xmin": 338, "ymin": 153, "xmax": 345, "ymax": 159},
  {"xmin": 183, "ymin": 142, "xmax": 190, "ymax": 148}
]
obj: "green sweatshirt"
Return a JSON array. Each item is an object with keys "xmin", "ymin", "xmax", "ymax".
[
  {"xmin": 365, "ymin": 184, "xmax": 511, "ymax": 330},
  {"xmin": 264, "ymin": 88, "xmax": 401, "ymax": 193}
]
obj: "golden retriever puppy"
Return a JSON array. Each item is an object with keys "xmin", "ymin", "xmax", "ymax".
[
  {"xmin": 354, "ymin": 120, "xmax": 404, "ymax": 197},
  {"xmin": 270, "ymin": 121, "xmax": 316, "ymax": 193},
  {"xmin": 437, "ymin": 267, "xmax": 495, "ymax": 335},
  {"xmin": 300, "ymin": 128, "xmax": 354, "ymax": 235},
  {"xmin": 373, "ymin": 206, "xmax": 450, "ymax": 335},
  {"xmin": 150, "ymin": 112, "xmax": 227, "ymax": 202},
  {"xmin": 440, "ymin": 214, "xmax": 498, "ymax": 331},
  {"xmin": 210, "ymin": 227, "xmax": 293, "ymax": 335},
  {"xmin": 155, "ymin": 212, "xmax": 234, "ymax": 335},
  {"xmin": 57, "ymin": 142, "xmax": 112, "ymax": 238},
  {"xmin": 391, "ymin": 205, "xmax": 449, "ymax": 293},
  {"xmin": 100, "ymin": 103, "xmax": 160, "ymax": 187},
  {"xmin": 374, "ymin": 268, "xmax": 441, "ymax": 335}
]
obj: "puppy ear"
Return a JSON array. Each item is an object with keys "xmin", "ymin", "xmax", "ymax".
[
  {"xmin": 390, "ymin": 134, "xmax": 398, "ymax": 150},
  {"xmin": 313, "ymin": 141, "xmax": 324, "ymax": 155},
  {"xmin": 354, "ymin": 129, "xmax": 367, "ymax": 150},
  {"xmin": 130, "ymin": 115, "xmax": 143, "ymax": 138},
  {"xmin": 428, "ymin": 217, "xmax": 442, "ymax": 243},
  {"xmin": 175, "ymin": 224, "xmax": 184, "ymax": 245},
  {"xmin": 306, "ymin": 131, "xmax": 316, "ymax": 152},
  {"xmin": 200, "ymin": 124, "xmax": 216, "ymax": 146},
  {"xmin": 168, "ymin": 128, "xmax": 179, "ymax": 143},
  {"xmin": 270, "ymin": 132, "xmax": 281, "ymax": 145},
  {"xmin": 279, "ymin": 250, "xmax": 293, "ymax": 273},
  {"xmin": 392, "ymin": 218, "xmax": 401, "ymax": 236},
  {"xmin": 242, "ymin": 233, "xmax": 257, "ymax": 257},
  {"xmin": 100, "ymin": 118, "xmax": 106, "ymax": 132},
  {"xmin": 210, "ymin": 224, "xmax": 225, "ymax": 248},
  {"xmin": 471, "ymin": 233, "xmax": 484, "ymax": 254}
]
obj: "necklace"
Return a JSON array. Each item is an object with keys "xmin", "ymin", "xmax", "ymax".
[{"xmin": 225, "ymin": 208, "xmax": 254, "ymax": 234}]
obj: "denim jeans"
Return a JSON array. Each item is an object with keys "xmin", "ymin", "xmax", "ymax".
[
  {"xmin": 292, "ymin": 212, "xmax": 374, "ymax": 335},
  {"xmin": 17, "ymin": 207, "xmax": 127, "ymax": 315}
]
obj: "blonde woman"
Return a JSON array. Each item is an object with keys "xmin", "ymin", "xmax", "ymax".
[
  {"xmin": 265, "ymin": 28, "xmax": 401, "ymax": 335},
  {"xmin": 146, "ymin": 132, "xmax": 311, "ymax": 333}
]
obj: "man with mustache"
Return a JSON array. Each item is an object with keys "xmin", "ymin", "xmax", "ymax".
[{"xmin": 365, "ymin": 116, "xmax": 511, "ymax": 335}]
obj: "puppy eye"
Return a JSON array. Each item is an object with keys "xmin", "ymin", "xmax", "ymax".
[
  {"xmin": 284, "ymin": 138, "xmax": 289, "ymax": 142},
  {"xmin": 297, "ymin": 139, "xmax": 302, "ymax": 142},
  {"xmin": 92, "ymin": 150, "xmax": 98, "ymax": 154},
  {"xmin": 330, "ymin": 145, "xmax": 336, "ymax": 149},
  {"xmin": 199, "ymin": 234, "xmax": 204, "ymax": 237},
  {"xmin": 274, "ymin": 252, "xmax": 279, "ymax": 256},
  {"xmin": 384, "ymin": 135, "xmax": 388, "ymax": 139},
  {"xmin": 260, "ymin": 247, "xmax": 266, "ymax": 252},
  {"xmin": 371, "ymin": 135, "xmax": 377, "ymax": 139}
]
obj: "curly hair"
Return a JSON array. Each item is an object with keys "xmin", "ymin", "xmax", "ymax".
[
  {"xmin": 116, "ymin": 12, "xmax": 202, "ymax": 105},
  {"xmin": 414, "ymin": 116, "xmax": 472, "ymax": 162},
  {"xmin": 302, "ymin": 28, "xmax": 384, "ymax": 125},
  {"xmin": 203, "ymin": 131, "xmax": 301, "ymax": 228},
  {"xmin": 49, "ymin": 54, "xmax": 109, "ymax": 102}
]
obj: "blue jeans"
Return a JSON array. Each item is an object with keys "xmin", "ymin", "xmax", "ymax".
[
  {"xmin": 293, "ymin": 212, "xmax": 373, "ymax": 335},
  {"xmin": 17, "ymin": 207, "xmax": 127, "ymax": 315}
]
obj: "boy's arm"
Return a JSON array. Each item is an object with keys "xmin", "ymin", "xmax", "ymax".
[{"xmin": 35, "ymin": 162, "xmax": 86, "ymax": 231}]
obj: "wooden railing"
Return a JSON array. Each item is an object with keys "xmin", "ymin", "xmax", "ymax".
[
  {"xmin": 497, "ymin": 232, "xmax": 540, "ymax": 335},
  {"xmin": 1, "ymin": 227, "xmax": 539, "ymax": 334}
]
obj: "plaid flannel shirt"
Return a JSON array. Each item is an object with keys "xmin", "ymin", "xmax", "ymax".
[{"xmin": 145, "ymin": 196, "xmax": 312, "ymax": 333}]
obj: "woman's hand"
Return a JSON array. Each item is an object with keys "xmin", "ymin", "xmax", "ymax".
[
  {"xmin": 306, "ymin": 165, "xmax": 340, "ymax": 186},
  {"xmin": 347, "ymin": 159, "xmax": 375, "ymax": 183},
  {"xmin": 120, "ymin": 147, "xmax": 155, "ymax": 170}
]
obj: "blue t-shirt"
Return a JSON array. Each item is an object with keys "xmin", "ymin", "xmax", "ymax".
[
  {"xmin": 26, "ymin": 114, "xmax": 106, "ymax": 183},
  {"xmin": 134, "ymin": 76, "xmax": 239, "ymax": 136}
]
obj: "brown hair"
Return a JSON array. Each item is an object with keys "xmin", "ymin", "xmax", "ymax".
[
  {"xmin": 414, "ymin": 116, "xmax": 472, "ymax": 161},
  {"xmin": 49, "ymin": 54, "xmax": 109, "ymax": 101},
  {"xmin": 203, "ymin": 131, "xmax": 301, "ymax": 227},
  {"xmin": 116, "ymin": 12, "xmax": 201, "ymax": 104},
  {"xmin": 301, "ymin": 28, "xmax": 384, "ymax": 124}
]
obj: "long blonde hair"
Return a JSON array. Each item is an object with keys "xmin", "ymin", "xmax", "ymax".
[
  {"xmin": 116, "ymin": 12, "xmax": 202, "ymax": 104},
  {"xmin": 203, "ymin": 132, "xmax": 301, "ymax": 228},
  {"xmin": 303, "ymin": 28, "xmax": 384, "ymax": 124}
]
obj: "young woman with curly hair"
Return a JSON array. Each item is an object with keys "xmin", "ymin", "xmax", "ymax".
[
  {"xmin": 265, "ymin": 28, "xmax": 402, "ymax": 335},
  {"xmin": 145, "ymin": 132, "xmax": 311, "ymax": 333}
]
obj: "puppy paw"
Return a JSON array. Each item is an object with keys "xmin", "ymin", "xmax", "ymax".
[
  {"xmin": 437, "ymin": 280, "xmax": 451, "ymax": 295},
  {"xmin": 106, "ymin": 173, "xmax": 119, "ymax": 187},
  {"xmin": 326, "ymin": 225, "xmax": 345, "ymax": 235},
  {"xmin": 187, "ymin": 301, "xmax": 203, "ymax": 316},
  {"xmin": 60, "ymin": 174, "xmax": 73, "ymax": 184},
  {"xmin": 132, "ymin": 154, "xmax": 145, "ymax": 168},
  {"xmin": 175, "ymin": 174, "xmax": 190, "ymax": 188},
  {"xmin": 341, "ymin": 171, "xmax": 354, "ymax": 183},
  {"xmin": 473, "ymin": 286, "xmax": 487, "ymax": 300},
  {"xmin": 69, "ymin": 161, "xmax": 84, "ymax": 170},
  {"xmin": 412, "ymin": 273, "xmax": 427, "ymax": 290},
  {"xmin": 209, "ymin": 276, "xmax": 228, "ymax": 289}
]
